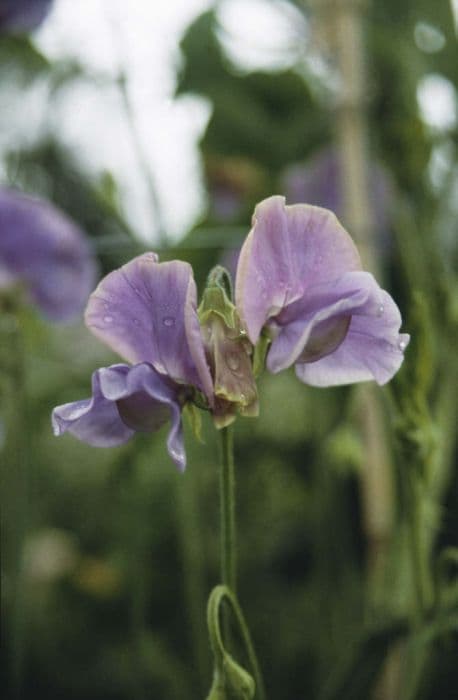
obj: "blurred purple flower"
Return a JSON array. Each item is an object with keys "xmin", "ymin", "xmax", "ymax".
[
  {"xmin": 235, "ymin": 196, "xmax": 409, "ymax": 387},
  {"xmin": 0, "ymin": 0, "xmax": 53, "ymax": 33},
  {"xmin": 52, "ymin": 253, "xmax": 214, "ymax": 469},
  {"xmin": 0, "ymin": 188, "xmax": 97, "ymax": 321},
  {"xmin": 282, "ymin": 147, "xmax": 393, "ymax": 243}
]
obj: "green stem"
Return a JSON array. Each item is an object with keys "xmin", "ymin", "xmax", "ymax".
[
  {"xmin": 219, "ymin": 426, "xmax": 236, "ymax": 593},
  {"xmin": 213, "ymin": 428, "xmax": 266, "ymax": 699},
  {"xmin": 207, "ymin": 585, "xmax": 266, "ymax": 700}
]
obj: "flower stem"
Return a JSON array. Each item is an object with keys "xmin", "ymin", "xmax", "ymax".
[
  {"xmin": 214, "ymin": 427, "xmax": 266, "ymax": 699},
  {"xmin": 219, "ymin": 426, "xmax": 236, "ymax": 593}
]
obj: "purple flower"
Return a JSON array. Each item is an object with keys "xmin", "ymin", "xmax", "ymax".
[
  {"xmin": 0, "ymin": 0, "xmax": 53, "ymax": 33},
  {"xmin": 282, "ymin": 147, "xmax": 393, "ymax": 245},
  {"xmin": 0, "ymin": 188, "xmax": 97, "ymax": 322},
  {"xmin": 52, "ymin": 253, "xmax": 215, "ymax": 469},
  {"xmin": 235, "ymin": 196, "xmax": 409, "ymax": 387},
  {"xmin": 52, "ymin": 195, "xmax": 408, "ymax": 466}
]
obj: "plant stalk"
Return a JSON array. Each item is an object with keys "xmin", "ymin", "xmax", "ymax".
[{"xmin": 219, "ymin": 426, "xmax": 237, "ymax": 594}]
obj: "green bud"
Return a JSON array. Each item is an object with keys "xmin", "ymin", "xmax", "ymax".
[{"xmin": 199, "ymin": 281, "xmax": 258, "ymax": 428}]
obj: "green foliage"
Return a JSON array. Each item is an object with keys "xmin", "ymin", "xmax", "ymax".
[
  {"xmin": 0, "ymin": 34, "xmax": 49, "ymax": 79},
  {"xmin": 177, "ymin": 11, "xmax": 327, "ymax": 172}
]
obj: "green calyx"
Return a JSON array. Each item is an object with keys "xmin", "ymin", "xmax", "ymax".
[
  {"xmin": 198, "ymin": 275, "xmax": 258, "ymax": 429},
  {"xmin": 198, "ymin": 284, "xmax": 238, "ymax": 331}
]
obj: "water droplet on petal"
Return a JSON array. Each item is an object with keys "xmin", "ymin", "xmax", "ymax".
[
  {"xmin": 398, "ymin": 339, "xmax": 407, "ymax": 351},
  {"xmin": 226, "ymin": 352, "xmax": 240, "ymax": 371},
  {"xmin": 163, "ymin": 316, "xmax": 175, "ymax": 327},
  {"xmin": 103, "ymin": 315, "xmax": 113, "ymax": 323},
  {"xmin": 377, "ymin": 303, "xmax": 385, "ymax": 317}
]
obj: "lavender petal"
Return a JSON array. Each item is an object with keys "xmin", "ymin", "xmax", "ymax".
[
  {"xmin": 235, "ymin": 196, "xmax": 361, "ymax": 343},
  {"xmin": 52, "ymin": 363, "xmax": 187, "ymax": 469},
  {"xmin": 295, "ymin": 290, "xmax": 410, "ymax": 386},
  {"xmin": 85, "ymin": 254, "xmax": 213, "ymax": 401}
]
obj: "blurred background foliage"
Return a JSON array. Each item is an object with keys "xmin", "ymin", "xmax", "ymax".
[{"xmin": 1, "ymin": 0, "xmax": 457, "ymax": 699}]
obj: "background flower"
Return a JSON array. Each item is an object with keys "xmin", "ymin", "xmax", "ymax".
[
  {"xmin": 281, "ymin": 146, "xmax": 394, "ymax": 245},
  {"xmin": 0, "ymin": 188, "xmax": 97, "ymax": 322},
  {"xmin": 0, "ymin": 0, "xmax": 53, "ymax": 33}
]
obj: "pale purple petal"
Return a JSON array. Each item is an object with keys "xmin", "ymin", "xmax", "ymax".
[
  {"xmin": 99, "ymin": 363, "xmax": 186, "ymax": 470},
  {"xmin": 235, "ymin": 196, "xmax": 361, "ymax": 343},
  {"xmin": 85, "ymin": 254, "xmax": 213, "ymax": 402},
  {"xmin": 283, "ymin": 203, "xmax": 361, "ymax": 286},
  {"xmin": 235, "ymin": 196, "xmax": 301, "ymax": 343},
  {"xmin": 184, "ymin": 272, "xmax": 215, "ymax": 405},
  {"xmin": 267, "ymin": 272, "xmax": 382, "ymax": 372},
  {"xmin": 0, "ymin": 188, "xmax": 97, "ymax": 321},
  {"xmin": 295, "ymin": 290, "xmax": 410, "ymax": 386},
  {"xmin": 52, "ymin": 363, "xmax": 187, "ymax": 469},
  {"xmin": 51, "ymin": 365, "xmax": 134, "ymax": 448}
]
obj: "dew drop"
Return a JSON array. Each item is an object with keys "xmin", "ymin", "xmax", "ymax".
[
  {"xmin": 377, "ymin": 303, "xmax": 385, "ymax": 317},
  {"xmin": 226, "ymin": 352, "xmax": 240, "ymax": 371},
  {"xmin": 398, "ymin": 339, "xmax": 407, "ymax": 351},
  {"xmin": 163, "ymin": 316, "xmax": 175, "ymax": 327},
  {"xmin": 103, "ymin": 315, "xmax": 113, "ymax": 323}
]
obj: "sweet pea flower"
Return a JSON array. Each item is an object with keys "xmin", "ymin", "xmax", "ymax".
[
  {"xmin": 235, "ymin": 196, "xmax": 409, "ymax": 387},
  {"xmin": 0, "ymin": 0, "xmax": 53, "ymax": 33},
  {"xmin": 52, "ymin": 253, "xmax": 216, "ymax": 470},
  {"xmin": 0, "ymin": 188, "xmax": 97, "ymax": 322}
]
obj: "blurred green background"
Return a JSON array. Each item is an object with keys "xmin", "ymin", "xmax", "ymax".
[{"xmin": 1, "ymin": 1, "xmax": 457, "ymax": 698}]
